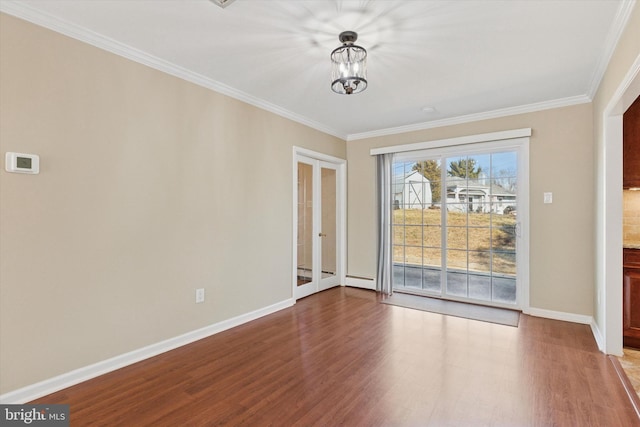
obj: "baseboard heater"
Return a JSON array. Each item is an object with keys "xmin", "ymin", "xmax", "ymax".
[{"xmin": 345, "ymin": 275, "xmax": 376, "ymax": 290}]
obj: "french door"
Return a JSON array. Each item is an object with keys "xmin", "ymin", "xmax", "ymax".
[
  {"xmin": 391, "ymin": 139, "xmax": 528, "ymax": 308},
  {"xmin": 294, "ymin": 153, "xmax": 342, "ymax": 300}
]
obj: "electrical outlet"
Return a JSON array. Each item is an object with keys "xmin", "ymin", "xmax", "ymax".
[
  {"xmin": 195, "ymin": 288, "xmax": 205, "ymax": 303},
  {"xmin": 544, "ymin": 192, "xmax": 553, "ymax": 204}
]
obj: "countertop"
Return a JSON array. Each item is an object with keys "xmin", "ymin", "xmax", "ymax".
[{"xmin": 624, "ymin": 244, "xmax": 640, "ymax": 250}]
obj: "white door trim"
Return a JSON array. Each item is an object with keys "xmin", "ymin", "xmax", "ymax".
[
  {"xmin": 292, "ymin": 147, "xmax": 346, "ymax": 300},
  {"xmin": 600, "ymin": 53, "xmax": 640, "ymax": 355}
]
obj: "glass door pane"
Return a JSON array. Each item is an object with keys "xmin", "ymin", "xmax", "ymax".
[
  {"xmin": 392, "ymin": 159, "xmax": 443, "ymax": 294},
  {"xmin": 297, "ymin": 162, "xmax": 313, "ymax": 286},
  {"xmin": 321, "ymin": 166, "xmax": 337, "ymax": 280},
  {"xmin": 444, "ymin": 151, "xmax": 517, "ymax": 304}
]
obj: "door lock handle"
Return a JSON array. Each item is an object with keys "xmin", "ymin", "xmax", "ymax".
[{"xmin": 319, "ymin": 233, "xmax": 327, "ymax": 237}]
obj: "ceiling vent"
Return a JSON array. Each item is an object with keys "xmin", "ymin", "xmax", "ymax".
[{"xmin": 209, "ymin": 0, "xmax": 237, "ymax": 8}]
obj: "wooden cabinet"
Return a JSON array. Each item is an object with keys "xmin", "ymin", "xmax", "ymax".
[
  {"xmin": 623, "ymin": 95, "xmax": 640, "ymax": 188},
  {"xmin": 624, "ymin": 248, "xmax": 640, "ymax": 348}
]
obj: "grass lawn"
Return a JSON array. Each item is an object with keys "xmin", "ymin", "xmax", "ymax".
[{"xmin": 393, "ymin": 208, "xmax": 516, "ymax": 275}]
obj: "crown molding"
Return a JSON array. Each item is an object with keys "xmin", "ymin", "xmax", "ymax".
[
  {"xmin": 347, "ymin": 95, "xmax": 591, "ymax": 141},
  {"xmin": 586, "ymin": 0, "xmax": 637, "ymax": 99},
  {"xmin": 0, "ymin": 1, "xmax": 347, "ymax": 141}
]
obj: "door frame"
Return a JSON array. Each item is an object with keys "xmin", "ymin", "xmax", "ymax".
[
  {"xmin": 600, "ymin": 53, "xmax": 640, "ymax": 355},
  {"xmin": 391, "ymin": 137, "xmax": 530, "ymax": 310},
  {"xmin": 292, "ymin": 147, "xmax": 347, "ymax": 300}
]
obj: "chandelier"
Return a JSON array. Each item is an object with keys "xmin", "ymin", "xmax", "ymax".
[{"xmin": 330, "ymin": 31, "xmax": 368, "ymax": 95}]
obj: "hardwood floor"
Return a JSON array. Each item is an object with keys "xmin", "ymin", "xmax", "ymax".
[{"xmin": 32, "ymin": 287, "xmax": 639, "ymax": 426}]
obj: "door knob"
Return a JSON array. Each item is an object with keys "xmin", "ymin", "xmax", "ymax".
[{"xmin": 319, "ymin": 233, "xmax": 327, "ymax": 237}]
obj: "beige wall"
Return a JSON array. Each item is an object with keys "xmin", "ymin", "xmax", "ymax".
[
  {"xmin": 347, "ymin": 103, "xmax": 595, "ymax": 315},
  {"xmin": 592, "ymin": 3, "xmax": 640, "ymax": 346},
  {"xmin": 0, "ymin": 13, "xmax": 345, "ymax": 394}
]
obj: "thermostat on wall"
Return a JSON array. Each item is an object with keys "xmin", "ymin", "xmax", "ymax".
[{"xmin": 5, "ymin": 152, "xmax": 39, "ymax": 174}]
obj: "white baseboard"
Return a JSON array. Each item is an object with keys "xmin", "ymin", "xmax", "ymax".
[
  {"xmin": 590, "ymin": 319, "xmax": 606, "ymax": 353},
  {"xmin": 345, "ymin": 276, "xmax": 376, "ymax": 290},
  {"xmin": 0, "ymin": 298, "xmax": 294, "ymax": 404},
  {"xmin": 523, "ymin": 307, "xmax": 593, "ymax": 325}
]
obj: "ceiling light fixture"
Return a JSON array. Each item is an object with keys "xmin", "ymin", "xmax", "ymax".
[
  {"xmin": 209, "ymin": 0, "xmax": 237, "ymax": 8},
  {"xmin": 331, "ymin": 31, "xmax": 367, "ymax": 95}
]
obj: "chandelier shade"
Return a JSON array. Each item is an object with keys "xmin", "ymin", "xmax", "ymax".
[{"xmin": 330, "ymin": 31, "xmax": 367, "ymax": 95}]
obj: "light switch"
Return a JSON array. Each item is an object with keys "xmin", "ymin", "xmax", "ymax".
[{"xmin": 544, "ymin": 192, "xmax": 553, "ymax": 204}]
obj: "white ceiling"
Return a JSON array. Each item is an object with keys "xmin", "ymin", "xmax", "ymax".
[{"xmin": 0, "ymin": 0, "xmax": 633, "ymax": 140}]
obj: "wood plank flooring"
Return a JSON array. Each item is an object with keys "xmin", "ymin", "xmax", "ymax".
[{"xmin": 32, "ymin": 287, "xmax": 639, "ymax": 426}]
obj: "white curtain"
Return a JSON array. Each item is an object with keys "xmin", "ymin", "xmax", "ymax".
[{"xmin": 376, "ymin": 153, "xmax": 393, "ymax": 295}]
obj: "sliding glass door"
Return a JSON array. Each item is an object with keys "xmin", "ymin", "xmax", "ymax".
[{"xmin": 392, "ymin": 141, "xmax": 525, "ymax": 308}]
